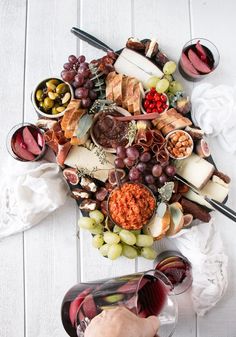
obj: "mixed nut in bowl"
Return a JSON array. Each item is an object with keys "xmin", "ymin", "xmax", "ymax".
[
  {"xmin": 32, "ymin": 77, "xmax": 74, "ymax": 118},
  {"xmin": 165, "ymin": 130, "xmax": 193, "ymax": 160}
]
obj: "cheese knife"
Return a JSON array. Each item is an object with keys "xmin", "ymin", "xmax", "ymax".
[
  {"xmin": 70, "ymin": 27, "xmax": 159, "ymax": 77},
  {"xmin": 175, "ymin": 175, "xmax": 236, "ymax": 222}
]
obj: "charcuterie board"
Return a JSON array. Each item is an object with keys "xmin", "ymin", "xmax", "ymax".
[{"xmin": 28, "ymin": 32, "xmax": 232, "ymax": 261}]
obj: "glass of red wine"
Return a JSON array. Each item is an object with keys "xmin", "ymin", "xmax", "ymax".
[
  {"xmin": 61, "ymin": 270, "xmax": 178, "ymax": 337},
  {"xmin": 6, "ymin": 123, "xmax": 46, "ymax": 161},
  {"xmin": 155, "ymin": 250, "xmax": 192, "ymax": 295},
  {"xmin": 178, "ymin": 38, "xmax": 220, "ymax": 81}
]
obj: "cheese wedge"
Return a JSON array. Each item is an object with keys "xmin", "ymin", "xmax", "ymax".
[
  {"xmin": 114, "ymin": 48, "xmax": 163, "ymax": 89},
  {"xmin": 64, "ymin": 146, "xmax": 115, "ymax": 182},
  {"xmin": 184, "ymin": 180, "xmax": 229, "ymax": 209},
  {"xmin": 175, "ymin": 153, "xmax": 214, "ymax": 190}
]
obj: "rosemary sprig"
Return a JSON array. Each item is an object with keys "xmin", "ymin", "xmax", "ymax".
[
  {"xmin": 89, "ymin": 99, "xmax": 116, "ymax": 115},
  {"xmin": 126, "ymin": 120, "xmax": 137, "ymax": 146},
  {"xmin": 89, "ymin": 63, "xmax": 106, "ymax": 99},
  {"xmin": 95, "ymin": 146, "xmax": 109, "ymax": 165}
]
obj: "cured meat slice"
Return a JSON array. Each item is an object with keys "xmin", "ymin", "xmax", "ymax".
[
  {"xmin": 135, "ymin": 129, "xmax": 153, "ymax": 148},
  {"xmin": 56, "ymin": 140, "xmax": 72, "ymax": 166},
  {"xmin": 22, "ymin": 126, "xmax": 41, "ymax": 155},
  {"xmin": 188, "ymin": 49, "xmax": 211, "ymax": 74}
]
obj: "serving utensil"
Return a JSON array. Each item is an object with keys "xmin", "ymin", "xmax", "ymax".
[
  {"xmin": 71, "ymin": 27, "xmax": 154, "ymax": 76},
  {"xmin": 175, "ymin": 175, "xmax": 236, "ymax": 222}
]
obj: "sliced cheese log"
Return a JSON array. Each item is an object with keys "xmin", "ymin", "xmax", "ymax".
[
  {"xmin": 64, "ymin": 146, "xmax": 115, "ymax": 182},
  {"xmin": 184, "ymin": 180, "xmax": 229, "ymax": 209},
  {"xmin": 175, "ymin": 153, "xmax": 214, "ymax": 189},
  {"xmin": 114, "ymin": 48, "xmax": 163, "ymax": 89}
]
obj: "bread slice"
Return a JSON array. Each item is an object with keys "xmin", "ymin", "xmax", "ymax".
[
  {"xmin": 106, "ymin": 71, "xmax": 116, "ymax": 101},
  {"xmin": 112, "ymin": 73, "xmax": 123, "ymax": 106},
  {"xmin": 61, "ymin": 99, "xmax": 81, "ymax": 131},
  {"xmin": 127, "ymin": 78, "xmax": 139, "ymax": 113},
  {"xmin": 121, "ymin": 76, "xmax": 129, "ymax": 109},
  {"xmin": 171, "ymin": 117, "xmax": 192, "ymax": 129},
  {"xmin": 132, "ymin": 82, "xmax": 142, "ymax": 115}
]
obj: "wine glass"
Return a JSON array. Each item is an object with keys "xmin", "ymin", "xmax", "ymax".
[{"xmin": 61, "ymin": 270, "xmax": 178, "ymax": 337}]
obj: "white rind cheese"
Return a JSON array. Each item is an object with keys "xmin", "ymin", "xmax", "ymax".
[
  {"xmin": 114, "ymin": 48, "xmax": 163, "ymax": 89},
  {"xmin": 175, "ymin": 153, "xmax": 214, "ymax": 189},
  {"xmin": 184, "ymin": 180, "xmax": 229, "ymax": 209},
  {"xmin": 64, "ymin": 146, "xmax": 115, "ymax": 182}
]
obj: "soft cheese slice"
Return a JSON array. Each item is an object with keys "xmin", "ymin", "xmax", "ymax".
[
  {"xmin": 114, "ymin": 48, "xmax": 163, "ymax": 88},
  {"xmin": 184, "ymin": 180, "xmax": 229, "ymax": 209},
  {"xmin": 175, "ymin": 153, "xmax": 214, "ymax": 189},
  {"xmin": 64, "ymin": 146, "xmax": 115, "ymax": 182}
]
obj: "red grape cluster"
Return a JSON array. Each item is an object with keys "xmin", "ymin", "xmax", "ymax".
[
  {"xmin": 61, "ymin": 54, "xmax": 97, "ymax": 108},
  {"xmin": 115, "ymin": 145, "xmax": 176, "ymax": 193}
]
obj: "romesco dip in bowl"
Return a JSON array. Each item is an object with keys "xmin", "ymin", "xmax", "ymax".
[{"xmin": 108, "ymin": 182, "xmax": 156, "ymax": 230}]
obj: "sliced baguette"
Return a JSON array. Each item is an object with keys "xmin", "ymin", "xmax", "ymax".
[{"xmin": 105, "ymin": 71, "xmax": 117, "ymax": 101}]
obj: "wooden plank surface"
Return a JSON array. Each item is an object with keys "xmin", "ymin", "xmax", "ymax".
[
  {"xmin": 1, "ymin": 0, "xmax": 236, "ymax": 337},
  {"xmin": 133, "ymin": 1, "xmax": 196, "ymax": 336},
  {"xmin": 0, "ymin": 0, "xmax": 27, "ymax": 336},
  {"xmin": 189, "ymin": 1, "xmax": 236, "ymax": 336},
  {"xmin": 23, "ymin": 1, "xmax": 78, "ymax": 337},
  {"xmin": 79, "ymin": 0, "xmax": 136, "ymax": 282}
]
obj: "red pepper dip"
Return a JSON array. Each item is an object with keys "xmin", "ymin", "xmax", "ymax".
[{"xmin": 108, "ymin": 182, "xmax": 156, "ymax": 230}]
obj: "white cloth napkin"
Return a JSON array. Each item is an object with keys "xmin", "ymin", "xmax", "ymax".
[
  {"xmin": 191, "ymin": 83, "xmax": 236, "ymax": 153},
  {"xmin": 154, "ymin": 220, "xmax": 228, "ymax": 316},
  {"xmin": 0, "ymin": 158, "xmax": 69, "ymax": 239}
]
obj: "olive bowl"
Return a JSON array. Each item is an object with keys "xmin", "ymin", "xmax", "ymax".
[{"xmin": 31, "ymin": 77, "xmax": 74, "ymax": 119}]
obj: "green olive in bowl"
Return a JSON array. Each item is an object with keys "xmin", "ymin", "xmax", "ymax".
[{"xmin": 32, "ymin": 77, "xmax": 74, "ymax": 118}]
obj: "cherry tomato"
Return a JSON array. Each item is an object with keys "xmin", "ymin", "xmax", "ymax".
[
  {"xmin": 160, "ymin": 94, "xmax": 167, "ymax": 102},
  {"xmin": 154, "ymin": 93, "xmax": 161, "ymax": 101},
  {"xmin": 144, "ymin": 100, "xmax": 150, "ymax": 109},
  {"xmin": 157, "ymin": 107, "xmax": 164, "ymax": 113},
  {"xmin": 157, "ymin": 101, "xmax": 162, "ymax": 108},
  {"xmin": 146, "ymin": 93, "xmax": 153, "ymax": 101},
  {"xmin": 146, "ymin": 108, "xmax": 152, "ymax": 114},
  {"xmin": 149, "ymin": 103, "xmax": 155, "ymax": 109}
]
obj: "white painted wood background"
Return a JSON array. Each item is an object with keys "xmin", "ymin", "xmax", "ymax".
[{"xmin": 0, "ymin": 0, "xmax": 236, "ymax": 336}]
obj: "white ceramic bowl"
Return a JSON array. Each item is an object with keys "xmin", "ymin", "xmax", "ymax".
[
  {"xmin": 141, "ymin": 90, "xmax": 169, "ymax": 114},
  {"xmin": 165, "ymin": 129, "xmax": 193, "ymax": 160},
  {"xmin": 90, "ymin": 106, "xmax": 131, "ymax": 153},
  {"xmin": 31, "ymin": 77, "xmax": 74, "ymax": 119}
]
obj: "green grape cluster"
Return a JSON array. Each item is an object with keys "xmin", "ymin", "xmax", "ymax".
[{"xmin": 78, "ymin": 211, "xmax": 157, "ymax": 261}]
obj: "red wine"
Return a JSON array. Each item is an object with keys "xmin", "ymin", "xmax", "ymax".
[
  {"xmin": 178, "ymin": 39, "xmax": 218, "ymax": 82},
  {"xmin": 61, "ymin": 274, "xmax": 169, "ymax": 337},
  {"xmin": 10, "ymin": 124, "xmax": 45, "ymax": 161}
]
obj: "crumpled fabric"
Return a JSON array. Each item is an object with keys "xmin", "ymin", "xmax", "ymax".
[
  {"xmin": 191, "ymin": 83, "xmax": 236, "ymax": 153},
  {"xmin": 0, "ymin": 158, "xmax": 69, "ymax": 239},
  {"xmin": 154, "ymin": 220, "xmax": 228, "ymax": 316}
]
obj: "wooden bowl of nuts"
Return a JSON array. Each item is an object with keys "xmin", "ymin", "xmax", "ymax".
[
  {"xmin": 32, "ymin": 77, "xmax": 74, "ymax": 119},
  {"xmin": 165, "ymin": 130, "xmax": 193, "ymax": 159}
]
